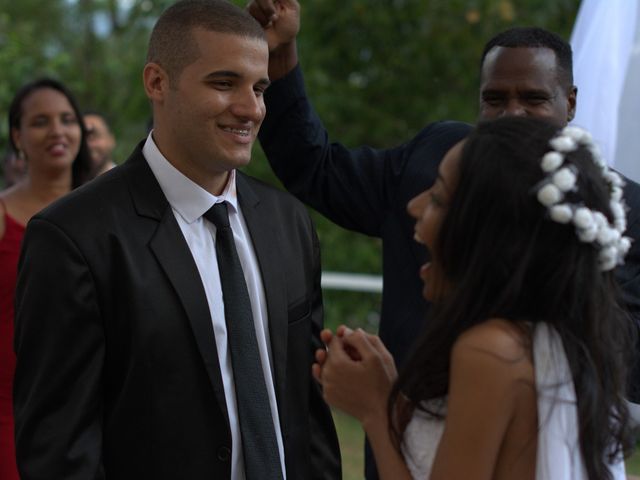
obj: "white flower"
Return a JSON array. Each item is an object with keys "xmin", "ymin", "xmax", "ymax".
[
  {"xmin": 578, "ymin": 224, "xmax": 598, "ymax": 242},
  {"xmin": 562, "ymin": 126, "xmax": 591, "ymax": 143},
  {"xmin": 604, "ymin": 170, "xmax": 624, "ymax": 188},
  {"xmin": 612, "ymin": 186, "xmax": 623, "ymax": 202},
  {"xmin": 610, "ymin": 200, "xmax": 625, "ymax": 220},
  {"xmin": 537, "ymin": 183, "xmax": 562, "ymax": 206},
  {"xmin": 619, "ymin": 237, "xmax": 632, "ymax": 256},
  {"xmin": 552, "ymin": 167, "xmax": 577, "ymax": 192},
  {"xmin": 573, "ymin": 207, "xmax": 594, "ymax": 229},
  {"xmin": 598, "ymin": 246, "xmax": 618, "ymax": 271},
  {"xmin": 596, "ymin": 226, "xmax": 620, "ymax": 246},
  {"xmin": 588, "ymin": 145, "xmax": 606, "ymax": 168},
  {"xmin": 541, "ymin": 151, "xmax": 564, "ymax": 172},
  {"xmin": 615, "ymin": 218, "xmax": 627, "ymax": 232},
  {"xmin": 549, "ymin": 135, "xmax": 577, "ymax": 152},
  {"xmin": 549, "ymin": 204, "xmax": 573, "ymax": 223},
  {"xmin": 592, "ymin": 211, "xmax": 608, "ymax": 229}
]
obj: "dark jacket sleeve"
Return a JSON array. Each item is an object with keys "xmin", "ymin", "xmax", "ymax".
[
  {"xmin": 14, "ymin": 217, "xmax": 105, "ymax": 480},
  {"xmin": 259, "ymin": 65, "xmax": 416, "ymax": 238},
  {"xmin": 618, "ymin": 177, "xmax": 640, "ymax": 402}
]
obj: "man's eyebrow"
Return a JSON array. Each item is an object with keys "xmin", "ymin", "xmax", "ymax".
[
  {"xmin": 204, "ymin": 70, "xmax": 241, "ymax": 80},
  {"xmin": 203, "ymin": 71, "xmax": 271, "ymax": 88}
]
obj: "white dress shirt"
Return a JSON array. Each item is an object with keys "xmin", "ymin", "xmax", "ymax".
[{"xmin": 143, "ymin": 134, "xmax": 286, "ymax": 479}]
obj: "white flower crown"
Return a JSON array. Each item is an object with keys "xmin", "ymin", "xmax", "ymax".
[{"xmin": 535, "ymin": 126, "xmax": 632, "ymax": 271}]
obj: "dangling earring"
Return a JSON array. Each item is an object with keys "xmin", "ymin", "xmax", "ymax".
[{"xmin": 17, "ymin": 149, "xmax": 25, "ymax": 160}]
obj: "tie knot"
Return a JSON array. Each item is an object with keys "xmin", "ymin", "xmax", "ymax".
[{"xmin": 204, "ymin": 202, "xmax": 230, "ymax": 229}]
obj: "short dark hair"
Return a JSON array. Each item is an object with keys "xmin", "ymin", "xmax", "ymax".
[
  {"xmin": 83, "ymin": 110, "xmax": 113, "ymax": 130},
  {"xmin": 481, "ymin": 27, "xmax": 573, "ymax": 88},
  {"xmin": 392, "ymin": 117, "xmax": 635, "ymax": 480},
  {"xmin": 8, "ymin": 78, "xmax": 93, "ymax": 188},
  {"xmin": 147, "ymin": 0, "xmax": 266, "ymax": 84}
]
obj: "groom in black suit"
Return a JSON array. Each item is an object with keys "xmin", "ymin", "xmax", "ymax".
[{"xmin": 13, "ymin": 1, "xmax": 340, "ymax": 479}]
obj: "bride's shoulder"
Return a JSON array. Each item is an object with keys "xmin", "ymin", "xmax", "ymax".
[{"xmin": 451, "ymin": 318, "xmax": 533, "ymax": 376}]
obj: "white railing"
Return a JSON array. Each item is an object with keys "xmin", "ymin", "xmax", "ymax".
[{"xmin": 320, "ymin": 271, "xmax": 383, "ymax": 293}]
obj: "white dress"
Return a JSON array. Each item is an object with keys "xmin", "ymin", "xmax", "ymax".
[{"xmin": 401, "ymin": 323, "xmax": 626, "ymax": 479}]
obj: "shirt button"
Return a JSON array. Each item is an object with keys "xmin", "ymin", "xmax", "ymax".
[{"xmin": 217, "ymin": 446, "xmax": 231, "ymax": 462}]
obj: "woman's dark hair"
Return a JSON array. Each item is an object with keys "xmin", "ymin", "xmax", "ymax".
[
  {"xmin": 391, "ymin": 116, "xmax": 635, "ymax": 480},
  {"xmin": 8, "ymin": 78, "xmax": 93, "ymax": 188}
]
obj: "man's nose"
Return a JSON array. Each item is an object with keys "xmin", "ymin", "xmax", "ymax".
[
  {"xmin": 231, "ymin": 90, "xmax": 264, "ymax": 122},
  {"xmin": 502, "ymin": 99, "xmax": 527, "ymax": 117}
]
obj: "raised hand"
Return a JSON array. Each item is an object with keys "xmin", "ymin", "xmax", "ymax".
[{"xmin": 247, "ymin": 0, "xmax": 300, "ymax": 53}]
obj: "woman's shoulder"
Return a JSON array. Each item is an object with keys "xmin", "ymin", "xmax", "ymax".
[{"xmin": 452, "ymin": 318, "xmax": 533, "ymax": 378}]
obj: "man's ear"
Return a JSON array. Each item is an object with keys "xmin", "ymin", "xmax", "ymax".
[
  {"xmin": 567, "ymin": 85, "xmax": 577, "ymax": 122},
  {"xmin": 143, "ymin": 62, "xmax": 170, "ymax": 103}
]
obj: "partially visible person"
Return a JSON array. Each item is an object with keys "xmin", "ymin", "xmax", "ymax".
[
  {"xmin": 13, "ymin": 1, "xmax": 340, "ymax": 479},
  {"xmin": 0, "ymin": 78, "xmax": 91, "ymax": 480},
  {"xmin": 316, "ymin": 117, "xmax": 635, "ymax": 480},
  {"xmin": 248, "ymin": 4, "xmax": 640, "ymax": 476},
  {"xmin": 1, "ymin": 149, "xmax": 27, "ymax": 188},
  {"xmin": 83, "ymin": 111, "xmax": 117, "ymax": 176}
]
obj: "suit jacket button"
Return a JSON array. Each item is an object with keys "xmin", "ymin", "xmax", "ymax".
[{"xmin": 217, "ymin": 446, "xmax": 231, "ymax": 462}]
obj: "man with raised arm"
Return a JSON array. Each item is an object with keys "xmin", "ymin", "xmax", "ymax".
[{"xmin": 248, "ymin": 1, "xmax": 640, "ymax": 478}]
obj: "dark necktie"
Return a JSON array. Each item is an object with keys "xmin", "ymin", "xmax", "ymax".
[{"xmin": 203, "ymin": 202, "xmax": 283, "ymax": 480}]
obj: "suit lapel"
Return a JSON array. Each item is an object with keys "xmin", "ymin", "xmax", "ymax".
[
  {"xmin": 124, "ymin": 147, "xmax": 229, "ymax": 422},
  {"xmin": 236, "ymin": 174, "xmax": 288, "ymax": 412}
]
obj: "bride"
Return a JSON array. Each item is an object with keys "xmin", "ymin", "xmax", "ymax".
[{"xmin": 314, "ymin": 116, "xmax": 635, "ymax": 479}]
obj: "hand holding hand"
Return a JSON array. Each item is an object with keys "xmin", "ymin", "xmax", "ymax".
[{"xmin": 313, "ymin": 328, "xmax": 397, "ymax": 427}]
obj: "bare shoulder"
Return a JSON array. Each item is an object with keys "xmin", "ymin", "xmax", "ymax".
[{"xmin": 452, "ymin": 319, "xmax": 533, "ymax": 379}]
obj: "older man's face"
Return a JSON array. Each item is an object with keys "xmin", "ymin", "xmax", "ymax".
[{"xmin": 479, "ymin": 46, "xmax": 576, "ymax": 126}]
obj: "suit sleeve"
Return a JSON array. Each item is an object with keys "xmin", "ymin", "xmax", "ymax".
[
  {"xmin": 259, "ymin": 65, "xmax": 412, "ymax": 238},
  {"xmin": 307, "ymin": 221, "xmax": 342, "ymax": 479},
  {"xmin": 13, "ymin": 217, "xmax": 105, "ymax": 480},
  {"xmin": 618, "ymin": 180, "xmax": 640, "ymax": 402}
]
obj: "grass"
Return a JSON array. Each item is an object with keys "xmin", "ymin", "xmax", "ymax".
[{"xmin": 332, "ymin": 408, "xmax": 640, "ymax": 478}]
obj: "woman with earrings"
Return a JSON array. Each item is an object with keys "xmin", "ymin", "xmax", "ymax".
[
  {"xmin": 0, "ymin": 78, "xmax": 92, "ymax": 480},
  {"xmin": 314, "ymin": 117, "xmax": 635, "ymax": 479}
]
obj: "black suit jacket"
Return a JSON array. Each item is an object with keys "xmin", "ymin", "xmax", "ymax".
[
  {"xmin": 259, "ymin": 65, "xmax": 640, "ymax": 478},
  {"xmin": 13, "ymin": 145, "xmax": 341, "ymax": 480}
]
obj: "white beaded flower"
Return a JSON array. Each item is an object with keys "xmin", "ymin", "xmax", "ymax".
[
  {"xmin": 578, "ymin": 225, "xmax": 598, "ymax": 243},
  {"xmin": 535, "ymin": 125, "xmax": 632, "ymax": 271},
  {"xmin": 562, "ymin": 126, "xmax": 591, "ymax": 143},
  {"xmin": 549, "ymin": 204, "xmax": 573, "ymax": 224},
  {"xmin": 537, "ymin": 184, "xmax": 563, "ymax": 207},
  {"xmin": 573, "ymin": 208, "xmax": 594, "ymax": 229},
  {"xmin": 552, "ymin": 167, "xmax": 577, "ymax": 192},
  {"xmin": 541, "ymin": 151, "xmax": 564, "ymax": 172},
  {"xmin": 549, "ymin": 135, "xmax": 577, "ymax": 152},
  {"xmin": 605, "ymin": 171, "xmax": 624, "ymax": 187}
]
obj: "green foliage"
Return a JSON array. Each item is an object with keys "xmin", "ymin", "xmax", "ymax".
[{"xmin": 0, "ymin": 0, "xmax": 580, "ymax": 329}]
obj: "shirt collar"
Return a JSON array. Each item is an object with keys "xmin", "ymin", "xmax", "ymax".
[{"xmin": 142, "ymin": 132, "xmax": 239, "ymax": 224}]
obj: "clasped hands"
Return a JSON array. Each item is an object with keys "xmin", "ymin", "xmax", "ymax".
[{"xmin": 312, "ymin": 325, "xmax": 398, "ymax": 427}]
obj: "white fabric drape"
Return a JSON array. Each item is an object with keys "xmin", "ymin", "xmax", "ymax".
[{"xmin": 570, "ymin": 0, "xmax": 640, "ymax": 182}]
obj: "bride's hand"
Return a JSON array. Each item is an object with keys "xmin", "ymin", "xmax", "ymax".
[{"xmin": 318, "ymin": 329, "xmax": 397, "ymax": 426}]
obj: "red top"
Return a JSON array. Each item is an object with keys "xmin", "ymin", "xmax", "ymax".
[{"xmin": 0, "ymin": 202, "xmax": 25, "ymax": 480}]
